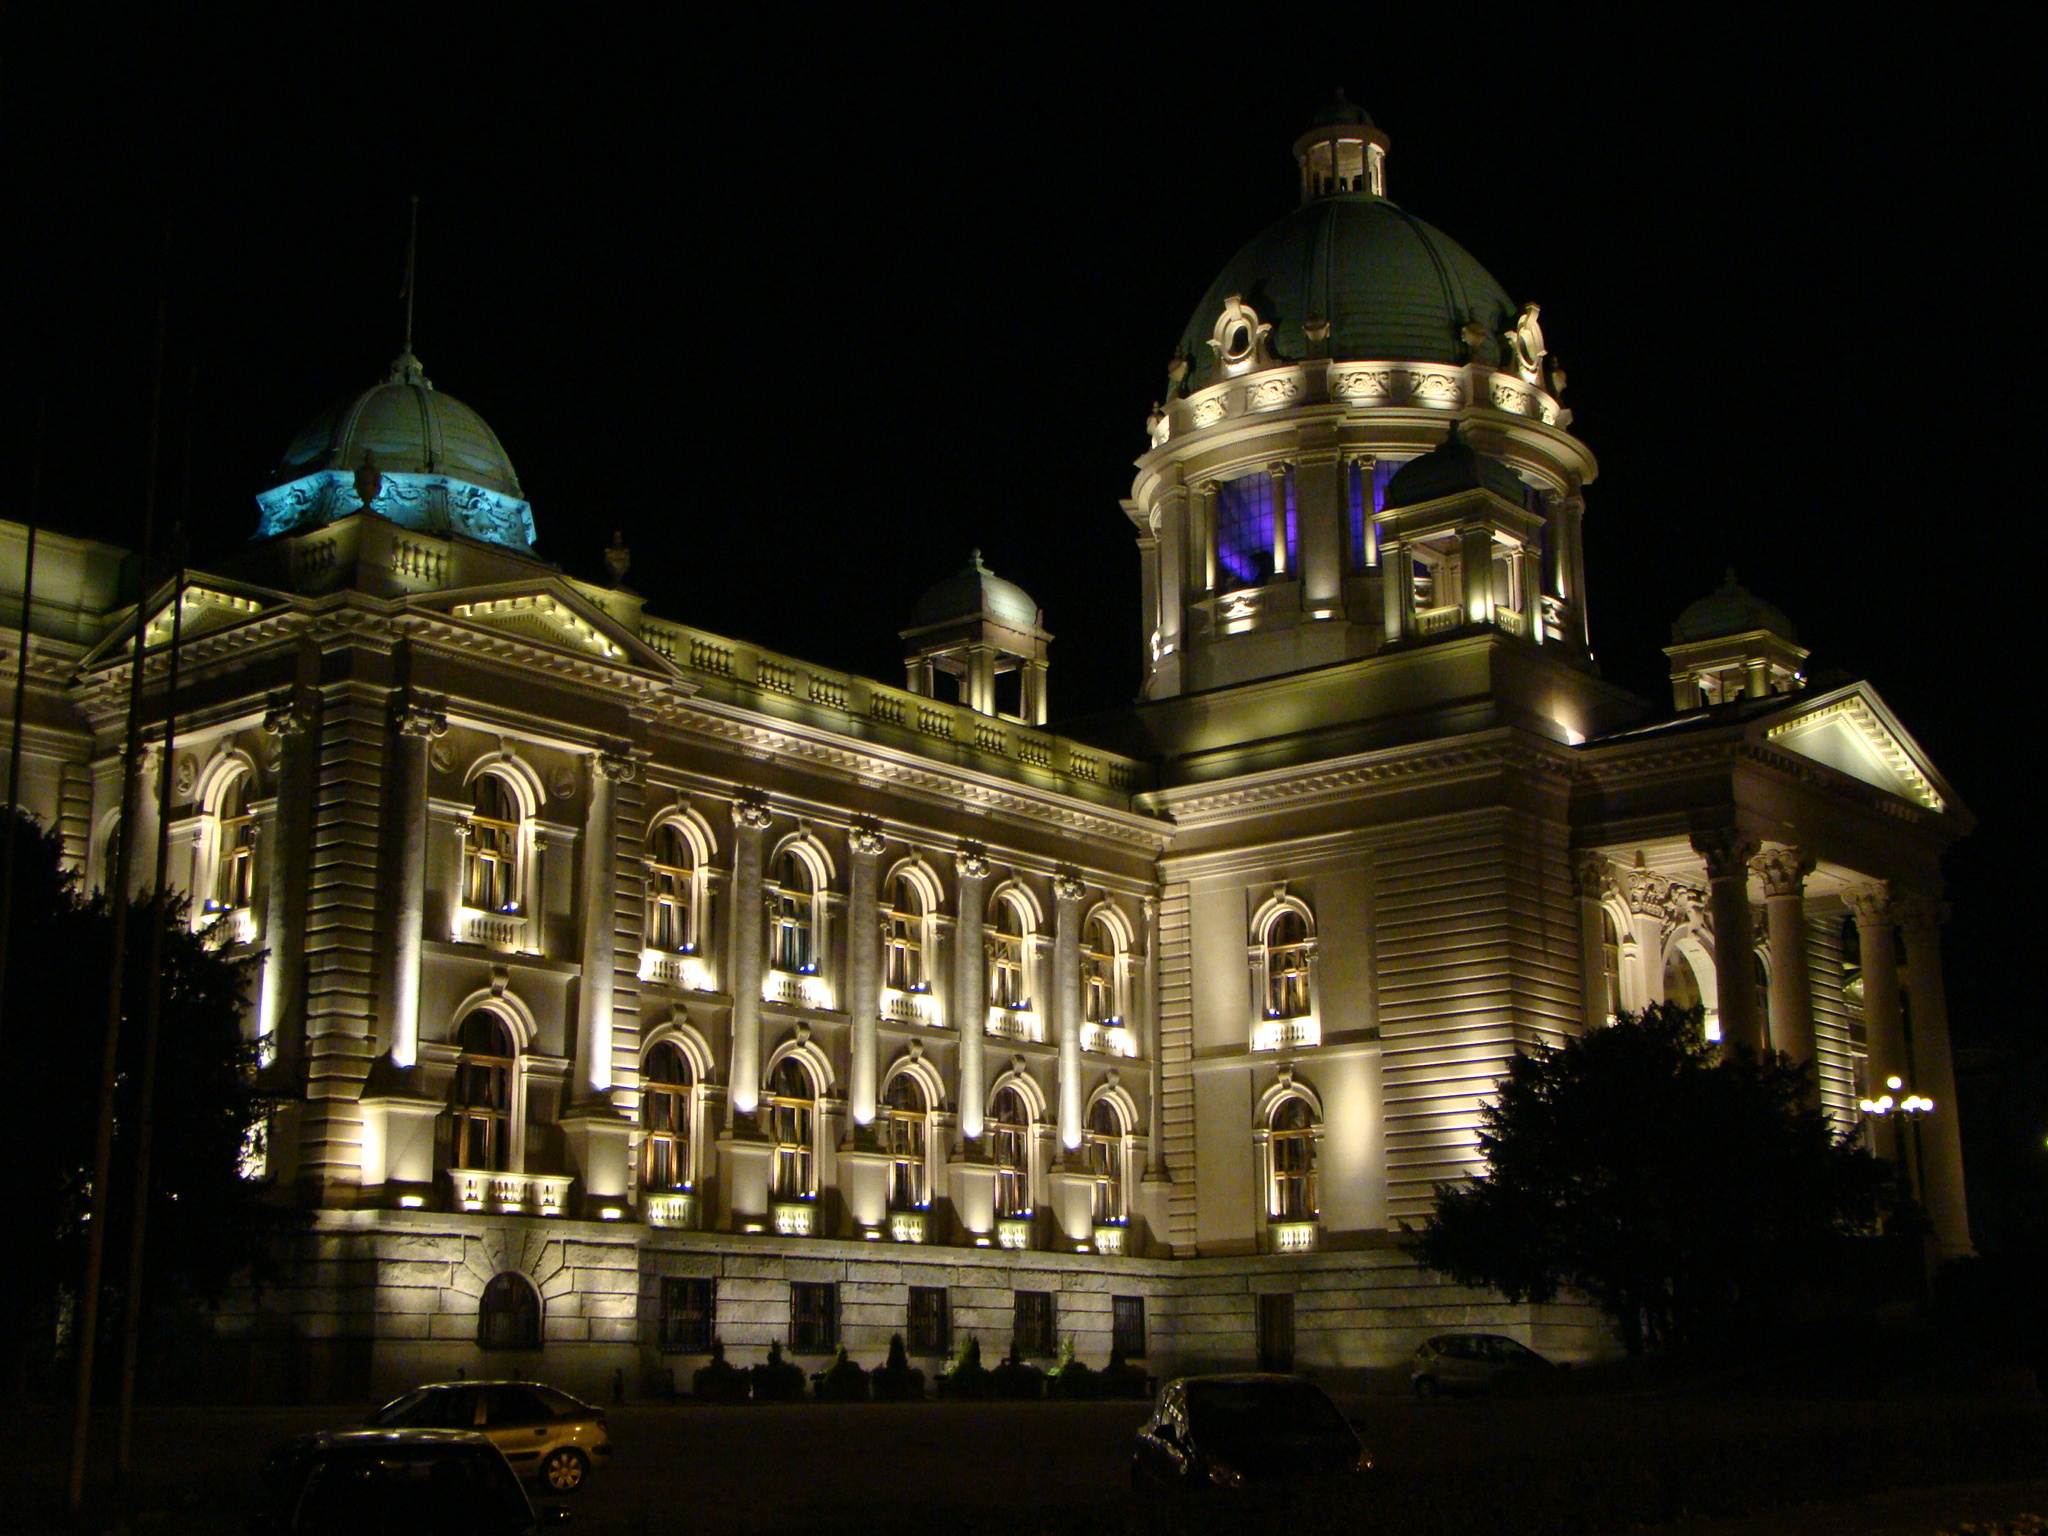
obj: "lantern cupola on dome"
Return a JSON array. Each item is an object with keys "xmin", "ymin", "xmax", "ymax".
[
  {"xmin": 901, "ymin": 551, "xmax": 1051, "ymax": 724},
  {"xmin": 1665, "ymin": 570, "xmax": 1808, "ymax": 709},
  {"xmin": 1293, "ymin": 88, "xmax": 1391, "ymax": 202},
  {"xmin": 254, "ymin": 349, "xmax": 537, "ymax": 551}
]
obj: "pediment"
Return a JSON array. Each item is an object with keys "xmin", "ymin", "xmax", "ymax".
[
  {"xmin": 80, "ymin": 577, "xmax": 291, "ymax": 672},
  {"xmin": 1763, "ymin": 685, "xmax": 1948, "ymax": 811},
  {"xmin": 418, "ymin": 580, "xmax": 677, "ymax": 675}
]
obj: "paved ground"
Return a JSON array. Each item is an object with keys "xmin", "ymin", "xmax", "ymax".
[{"xmin": 5, "ymin": 1395, "xmax": 2045, "ymax": 1533}]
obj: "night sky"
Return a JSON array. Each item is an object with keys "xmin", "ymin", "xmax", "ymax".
[{"xmin": 5, "ymin": 12, "xmax": 2040, "ymax": 1226}]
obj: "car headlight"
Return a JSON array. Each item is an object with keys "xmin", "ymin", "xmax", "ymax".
[{"xmin": 1208, "ymin": 1460, "xmax": 1245, "ymax": 1489}]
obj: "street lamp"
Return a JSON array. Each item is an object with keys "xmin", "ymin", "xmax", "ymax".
[{"xmin": 1860, "ymin": 1074, "xmax": 1935, "ymax": 1197}]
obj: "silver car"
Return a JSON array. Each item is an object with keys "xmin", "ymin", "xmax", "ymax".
[{"xmin": 1409, "ymin": 1332, "xmax": 1554, "ymax": 1397}]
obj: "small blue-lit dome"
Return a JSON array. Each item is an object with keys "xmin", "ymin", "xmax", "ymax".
[{"xmin": 254, "ymin": 350, "xmax": 536, "ymax": 550}]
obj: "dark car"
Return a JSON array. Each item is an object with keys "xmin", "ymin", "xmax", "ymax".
[
  {"xmin": 247, "ymin": 1429, "xmax": 569, "ymax": 1534},
  {"xmin": 1409, "ymin": 1332, "xmax": 1556, "ymax": 1397},
  {"xmin": 365, "ymin": 1380, "xmax": 612, "ymax": 1492},
  {"xmin": 1132, "ymin": 1374, "xmax": 1370, "ymax": 1497}
]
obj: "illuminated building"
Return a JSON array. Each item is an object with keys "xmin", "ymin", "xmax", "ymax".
[{"xmin": 0, "ymin": 100, "xmax": 1969, "ymax": 1398}]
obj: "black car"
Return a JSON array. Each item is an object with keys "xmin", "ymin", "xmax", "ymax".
[
  {"xmin": 247, "ymin": 1428, "xmax": 570, "ymax": 1534},
  {"xmin": 1132, "ymin": 1374, "xmax": 1370, "ymax": 1496}
]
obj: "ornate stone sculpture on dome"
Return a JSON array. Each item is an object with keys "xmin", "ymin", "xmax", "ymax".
[{"xmin": 1504, "ymin": 302, "xmax": 1547, "ymax": 384}]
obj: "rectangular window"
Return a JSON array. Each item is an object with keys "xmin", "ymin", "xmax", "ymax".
[
  {"xmin": 658, "ymin": 1277, "xmax": 715, "ymax": 1354},
  {"xmin": 1256, "ymin": 1293, "xmax": 1295, "ymax": 1373},
  {"xmin": 1013, "ymin": 1289, "xmax": 1056, "ymax": 1358},
  {"xmin": 1215, "ymin": 472, "xmax": 1291, "ymax": 589},
  {"xmin": 907, "ymin": 1286, "xmax": 951, "ymax": 1355},
  {"xmin": 1112, "ymin": 1295, "xmax": 1147, "ymax": 1359},
  {"xmin": 790, "ymin": 1281, "xmax": 839, "ymax": 1353}
]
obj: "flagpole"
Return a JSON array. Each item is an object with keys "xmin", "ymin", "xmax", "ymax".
[{"xmin": 0, "ymin": 398, "xmax": 45, "ymax": 1052}]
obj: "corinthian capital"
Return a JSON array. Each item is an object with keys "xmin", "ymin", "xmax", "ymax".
[
  {"xmin": 848, "ymin": 819, "xmax": 887, "ymax": 859},
  {"xmin": 1841, "ymin": 881, "xmax": 1892, "ymax": 926},
  {"xmin": 262, "ymin": 696, "xmax": 312, "ymax": 738},
  {"xmin": 1751, "ymin": 845, "xmax": 1814, "ymax": 899},
  {"xmin": 1053, "ymin": 869, "xmax": 1087, "ymax": 904},
  {"xmin": 1893, "ymin": 885, "xmax": 1951, "ymax": 935},
  {"xmin": 1690, "ymin": 825, "xmax": 1760, "ymax": 881},
  {"xmin": 394, "ymin": 698, "xmax": 448, "ymax": 739},
  {"xmin": 956, "ymin": 842, "xmax": 991, "ymax": 882},
  {"xmin": 731, "ymin": 795, "xmax": 773, "ymax": 832},
  {"xmin": 594, "ymin": 751, "xmax": 639, "ymax": 784},
  {"xmin": 1572, "ymin": 851, "xmax": 1613, "ymax": 901}
]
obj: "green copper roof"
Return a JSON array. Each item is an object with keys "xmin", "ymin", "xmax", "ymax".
[
  {"xmin": 1175, "ymin": 194, "xmax": 1516, "ymax": 392},
  {"xmin": 1383, "ymin": 425, "xmax": 1524, "ymax": 509},
  {"xmin": 273, "ymin": 349, "xmax": 524, "ymax": 500},
  {"xmin": 909, "ymin": 551, "xmax": 1041, "ymax": 631},
  {"xmin": 1673, "ymin": 571, "xmax": 1798, "ymax": 644}
]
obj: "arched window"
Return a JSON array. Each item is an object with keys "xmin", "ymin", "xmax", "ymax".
[
  {"xmin": 641, "ymin": 1042, "xmax": 693, "ymax": 1191},
  {"xmin": 1664, "ymin": 949, "xmax": 1704, "ymax": 1011},
  {"xmin": 883, "ymin": 1072, "xmax": 930, "ymax": 1209},
  {"xmin": 477, "ymin": 1271, "xmax": 541, "ymax": 1351},
  {"xmin": 767, "ymin": 1055, "xmax": 817, "ymax": 1200},
  {"xmin": 450, "ymin": 1012, "xmax": 515, "ymax": 1172},
  {"xmin": 646, "ymin": 823, "xmax": 697, "ymax": 954},
  {"xmin": 1085, "ymin": 1097, "xmax": 1127, "ymax": 1224},
  {"xmin": 1600, "ymin": 908, "xmax": 1622, "ymax": 1025},
  {"xmin": 209, "ymin": 768, "xmax": 256, "ymax": 914},
  {"xmin": 1264, "ymin": 909, "xmax": 1312, "ymax": 1020},
  {"xmin": 1267, "ymin": 1096, "xmax": 1318, "ymax": 1221},
  {"xmin": 769, "ymin": 849, "xmax": 816, "ymax": 973},
  {"xmin": 464, "ymin": 773, "xmax": 523, "ymax": 913},
  {"xmin": 988, "ymin": 895, "xmax": 1027, "ymax": 1010},
  {"xmin": 990, "ymin": 1084, "xmax": 1031, "ymax": 1219},
  {"xmin": 885, "ymin": 875, "xmax": 928, "ymax": 992},
  {"xmin": 1082, "ymin": 915, "xmax": 1119, "ymax": 1025}
]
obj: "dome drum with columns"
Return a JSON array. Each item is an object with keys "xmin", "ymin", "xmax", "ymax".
[{"xmin": 0, "ymin": 98, "xmax": 1973, "ymax": 1403}]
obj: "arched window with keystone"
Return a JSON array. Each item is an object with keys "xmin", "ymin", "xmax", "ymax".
[{"xmin": 1248, "ymin": 892, "xmax": 1320, "ymax": 1049}]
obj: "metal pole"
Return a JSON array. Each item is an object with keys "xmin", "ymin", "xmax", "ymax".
[
  {"xmin": 116, "ymin": 360, "xmax": 194, "ymax": 1478},
  {"xmin": 0, "ymin": 399, "xmax": 45, "ymax": 1050},
  {"xmin": 67, "ymin": 285, "xmax": 166, "ymax": 1519}
]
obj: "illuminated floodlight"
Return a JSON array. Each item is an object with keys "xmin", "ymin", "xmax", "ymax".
[{"xmin": 396, "ymin": 1194, "xmax": 425, "ymax": 1209}]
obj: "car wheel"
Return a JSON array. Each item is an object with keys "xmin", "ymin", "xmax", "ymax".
[
  {"xmin": 1413, "ymin": 1375, "xmax": 1439, "ymax": 1399},
  {"xmin": 539, "ymin": 1446, "xmax": 590, "ymax": 1493}
]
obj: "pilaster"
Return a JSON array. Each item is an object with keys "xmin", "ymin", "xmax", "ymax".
[
  {"xmin": 953, "ymin": 844, "xmax": 990, "ymax": 1139},
  {"xmin": 1053, "ymin": 869, "xmax": 1086, "ymax": 1151},
  {"xmin": 727, "ymin": 795, "xmax": 772, "ymax": 1117},
  {"xmin": 846, "ymin": 820, "xmax": 886, "ymax": 1127}
]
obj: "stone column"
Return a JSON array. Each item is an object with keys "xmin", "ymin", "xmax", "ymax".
[
  {"xmin": 1295, "ymin": 449, "xmax": 1342, "ymax": 612},
  {"xmin": 1267, "ymin": 462, "xmax": 1292, "ymax": 577},
  {"xmin": 1573, "ymin": 853, "xmax": 1612, "ymax": 1027},
  {"xmin": 1193, "ymin": 481, "xmax": 1218, "ymax": 596},
  {"xmin": 574, "ymin": 751, "xmax": 634, "ymax": 1097},
  {"xmin": 1752, "ymin": 846, "xmax": 1816, "ymax": 1073},
  {"xmin": 1558, "ymin": 487, "xmax": 1591, "ymax": 652},
  {"xmin": 846, "ymin": 821, "xmax": 887, "ymax": 1127},
  {"xmin": 1619, "ymin": 864, "xmax": 1670, "ymax": 1014},
  {"xmin": 727, "ymin": 797, "xmax": 772, "ymax": 1116},
  {"xmin": 1693, "ymin": 827, "xmax": 1763, "ymax": 1052},
  {"xmin": 1898, "ymin": 891, "xmax": 1971, "ymax": 1255},
  {"xmin": 386, "ymin": 696, "xmax": 446, "ymax": 1069},
  {"xmin": 258, "ymin": 696, "xmax": 316, "ymax": 1077},
  {"xmin": 1381, "ymin": 535, "xmax": 1411, "ymax": 644},
  {"xmin": 1459, "ymin": 525, "xmax": 1495, "ymax": 626},
  {"xmin": 1143, "ymin": 894, "xmax": 1163, "ymax": 1175},
  {"xmin": 953, "ymin": 845, "xmax": 990, "ymax": 1139},
  {"xmin": 1844, "ymin": 883, "xmax": 1905, "ymax": 1159},
  {"xmin": 1154, "ymin": 486, "xmax": 1186, "ymax": 695},
  {"xmin": 1053, "ymin": 871, "xmax": 1086, "ymax": 1152}
]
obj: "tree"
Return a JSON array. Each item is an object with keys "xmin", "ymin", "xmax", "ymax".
[
  {"xmin": 1407, "ymin": 1003, "xmax": 1897, "ymax": 1355},
  {"xmin": 0, "ymin": 810, "xmax": 292, "ymax": 1393}
]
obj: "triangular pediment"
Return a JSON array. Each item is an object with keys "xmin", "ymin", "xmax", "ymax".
[
  {"xmin": 418, "ymin": 579, "xmax": 677, "ymax": 675},
  {"xmin": 1763, "ymin": 684, "xmax": 1949, "ymax": 811},
  {"xmin": 80, "ymin": 576, "xmax": 291, "ymax": 672}
]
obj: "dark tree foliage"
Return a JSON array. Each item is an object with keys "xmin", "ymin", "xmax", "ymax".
[
  {"xmin": 1407, "ymin": 1003, "xmax": 1896, "ymax": 1355},
  {"xmin": 0, "ymin": 811, "xmax": 291, "ymax": 1391}
]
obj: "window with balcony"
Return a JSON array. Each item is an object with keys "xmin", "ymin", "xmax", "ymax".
[
  {"xmin": 1082, "ymin": 915, "xmax": 1118, "ymax": 1025},
  {"xmin": 464, "ymin": 773, "xmax": 523, "ymax": 914},
  {"xmin": 208, "ymin": 767, "xmax": 256, "ymax": 917},
  {"xmin": 768, "ymin": 848, "xmax": 817, "ymax": 974},
  {"xmin": 450, "ymin": 1011, "xmax": 516, "ymax": 1173},
  {"xmin": 884, "ymin": 875, "xmax": 928, "ymax": 992},
  {"xmin": 659, "ymin": 1276, "xmax": 715, "ymax": 1354},
  {"xmin": 1085, "ymin": 1097, "xmax": 1128, "ymax": 1224},
  {"xmin": 767, "ymin": 1055, "xmax": 817, "ymax": 1201},
  {"xmin": 988, "ymin": 894, "xmax": 1029, "ymax": 1010},
  {"xmin": 478, "ymin": 1271, "xmax": 541, "ymax": 1351},
  {"xmin": 990, "ymin": 1084, "xmax": 1031, "ymax": 1219},
  {"xmin": 646, "ymin": 822, "xmax": 698, "ymax": 954},
  {"xmin": 640, "ymin": 1042, "xmax": 694, "ymax": 1192},
  {"xmin": 883, "ymin": 1071, "xmax": 930, "ymax": 1210},
  {"xmin": 1267, "ymin": 1095, "xmax": 1318, "ymax": 1222}
]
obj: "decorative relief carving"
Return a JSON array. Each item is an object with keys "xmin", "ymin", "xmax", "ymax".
[
  {"xmin": 1053, "ymin": 870, "xmax": 1086, "ymax": 904},
  {"xmin": 731, "ymin": 796, "xmax": 773, "ymax": 832},
  {"xmin": 394, "ymin": 701, "xmax": 449, "ymax": 740},
  {"xmin": 848, "ymin": 820, "xmax": 886, "ymax": 858},
  {"xmin": 1841, "ymin": 882, "xmax": 1893, "ymax": 927},
  {"xmin": 430, "ymin": 742, "xmax": 455, "ymax": 773},
  {"xmin": 593, "ymin": 751, "xmax": 638, "ymax": 785},
  {"xmin": 261, "ymin": 699, "xmax": 311, "ymax": 739},
  {"xmin": 1208, "ymin": 294, "xmax": 1274, "ymax": 376},
  {"xmin": 173, "ymin": 753, "xmax": 198, "ymax": 795},
  {"xmin": 1190, "ymin": 397, "xmax": 1228, "ymax": 429},
  {"xmin": 1504, "ymin": 303, "xmax": 1547, "ymax": 385},
  {"xmin": 1248, "ymin": 376, "xmax": 1304, "ymax": 410},
  {"xmin": 1750, "ymin": 845, "xmax": 1813, "ymax": 899},
  {"xmin": 550, "ymin": 766, "xmax": 578, "ymax": 800},
  {"xmin": 1572, "ymin": 852, "xmax": 1614, "ymax": 901},
  {"xmin": 956, "ymin": 842, "xmax": 991, "ymax": 881}
]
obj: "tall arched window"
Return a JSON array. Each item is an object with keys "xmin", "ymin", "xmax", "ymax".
[
  {"xmin": 465, "ymin": 774, "xmax": 523, "ymax": 913},
  {"xmin": 1085, "ymin": 1097, "xmax": 1127, "ymax": 1223},
  {"xmin": 883, "ymin": 1072, "xmax": 930, "ymax": 1209},
  {"xmin": 646, "ymin": 823, "xmax": 697, "ymax": 954},
  {"xmin": 451, "ymin": 1012, "xmax": 516, "ymax": 1172},
  {"xmin": 885, "ymin": 876, "xmax": 928, "ymax": 992},
  {"xmin": 641, "ymin": 1042, "xmax": 693, "ymax": 1191},
  {"xmin": 477, "ymin": 1271, "xmax": 541, "ymax": 1351},
  {"xmin": 209, "ymin": 768, "xmax": 256, "ymax": 914},
  {"xmin": 1264, "ymin": 909, "xmax": 1312, "ymax": 1020},
  {"xmin": 1600, "ymin": 908, "xmax": 1622, "ymax": 1025},
  {"xmin": 1267, "ymin": 1095, "xmax": 1318, "ymax": 1221},
  {"xmin": 990, "ymin": 1084, "xmax": 1031, "ymax": 1219},
  {"xmin": 767, "ymin": 1055, "xmax": 817, "ymax": 1200},
  {"xmin": 1082, "ymin": 915, "xmax": 1119, "ymax": 1025},
  {"xmin": 769, "ymin": 849, "xmax": 816, "ymax": 973},
  {"xmin": 988, "ymin": 895, "xmax": 1027, "ymax": 1010}
]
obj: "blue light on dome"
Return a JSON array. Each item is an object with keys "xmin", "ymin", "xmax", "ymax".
[{"xmin": 255, "ymin": 469, "xmax": 537, "ymax": 549}]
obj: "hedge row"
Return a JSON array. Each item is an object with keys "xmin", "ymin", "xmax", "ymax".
[{"xmin": 687, "ymin": 1334, "xmax": 1154, "ymax": 1404}]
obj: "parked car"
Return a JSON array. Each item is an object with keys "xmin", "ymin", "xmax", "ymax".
[
  {"xmin": 365, "ymin": 1380, "xmax": 612, "ymax": 1492},
  {"xmin": 1131, "ymin": 1374, "xmax": 1370, "ymax": 1498},
  {"xmin": 247, "ymin": 1428, "xmax": 569, "ymax": 1533},
  {"xmin": 1409, "ymin": 1333, "xmax": 1556, "ymax": 1397}
]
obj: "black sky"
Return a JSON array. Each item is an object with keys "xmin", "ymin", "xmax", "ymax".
[{"xmin": 4, "ymin": 7, "xmax": 2041, "ymax": 1213}]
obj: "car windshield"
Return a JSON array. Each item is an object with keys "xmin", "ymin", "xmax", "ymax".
[
  {"xmin": 1185, "ymin": 1381, "xmax": 1349, "ymax": 1444},
  {"xmin": 365, "ymin": 1390, "xmax": 430, "ymax": 1428},
  {"xmin": 289, "ymin": 1445, "xmax": 532, "ymax": 1534}
]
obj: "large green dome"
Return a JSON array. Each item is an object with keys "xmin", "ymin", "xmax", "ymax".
[{"xmin": 1174, "ymin": 193, "xmax": 1517, "ymax": 393}]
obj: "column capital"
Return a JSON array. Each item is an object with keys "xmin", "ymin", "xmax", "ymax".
[
  {"xmin": 1265, "ymin": 460, "xmax": 1293, "ymax": 481},
  {"xmin": 1893, "ymin": 887, "xmax": 1951, "ymax": 935},
  {"xmin": 848, "ymin": 819, "xmax": 887, "ymax": 859},
  {"xmin": 1572, "ymin": 851, "xmax": 1614, "ymax": 901},
  {"xmin": 1750, "ymin": 845, "xmax": 1814, "ymax": 899},
  {"xmin": 1690, "ymin": 826, "xmax": 1760, "ymax": 880},
  {"xmin": 262, "ymin": 696, "xmax": 313, "ymax": 738},
  {"xmin": 1619, "ymin": 864, "xmax": 1677, "ymax": 920},
  {"xmin": 1841, "ymin": 880, "xmax": 1893, "ymax": 926},
  {"xmin": 1052, "ymin": 869, "xmax": 1087, "ymax": 905},
  {"xmin": 731, "ymin": 795, "xmax": 773, "ymax": 832},
  {"xmin": 955, "ymin": 842, "xmax": 991, "ymax": 882},
  {"xmin": 393, "ymin": 698, "xmax": 448, "ymax": 739},
  {"xmin": 593, "ymin": 750, "xmax": 638, "ymax": 785}
]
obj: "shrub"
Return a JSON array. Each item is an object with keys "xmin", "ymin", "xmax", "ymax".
[
  {"xmin": 750, "ymin": 1340, "xmax": 808, "ymax": 1403},
  {"xmin": 813, "ymin": 1346, "xmax": 871, "ymax": 1403},
  {"xmin": 991, "ymin": 1349, "xmax": 1046, "ymax": 1400},
  {"xmin": 1051, "ymin": 1356, "xmax": 1098, "ymax": 1400},
  {"xmin": 690, "ymin": 1339, "xmax": 749, "ymax": 1404},
  {"xmin": 872, "ymin": 1333, "xmax": 927, "ymax": 1402},
  {"xmin": 937, "ymin": 1334, "xmax": 992, "ymax": 1400},
  {"xmin": 1099, "ymin": 1345, "xmax": 1151, "ymax": 1400}
]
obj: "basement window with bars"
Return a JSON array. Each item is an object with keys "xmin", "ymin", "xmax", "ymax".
[
  {"xmin": 1013, "ymin": 1290, "xmax": 1057, "ymax": 1358},
  {"xmin": 907, "ymin": 1286, "xmax": 951, "ymax": 1355},
  {"xmin": 790, "ymin": 1281, "xmax": 839, "ymax": 1353},
  {"xmin": 658, "ymin": 1277, "xmax": 715, "ymax": 1354}
]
